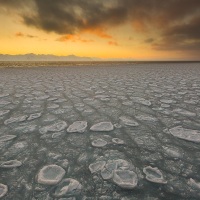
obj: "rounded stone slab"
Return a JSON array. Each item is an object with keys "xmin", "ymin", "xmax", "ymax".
[
  {"xmin": 92, "ymin": 139, "xmax": 107, "ymax": 147},
  {"xmin": 47, "ymin": 121, "xmax": 68, "ymax": 132},
  {"xmin": 136, "ymin": 115, "xmax": 158, "ymax": 122},
  {"xmin": 27, "ymin": 112, "xmax": 42, "ymax": 121},
  {"xmin": 0, "ymin": 183, "xmax": 8, "ymax": 198},
  {"xmin": 163, "ymin": 146, "xmax": 182, "ymax": 159},
  {"xmin": 130, "ymin": 97, "xmax": 151, "ymax": 106},
  {"xmin": 169, "ymin": 126, "xmax": 200, "ymax": 143},
  {"xmin": 101, "ymin": 162, "xmax": 118, "ymax": 180},
  {"xmin": 67, "ymin": 121, "xmax": 87, "ymax": 133},
  {"xmin": 0, "ymin": 110, "xmax": 10, "ymax": 117},
  {"xmin": 37, "ymin": 165, "xmax": 66, "ymax": 185},
  {"xmin": 4, "ymin": 115, "xmax": 28, "ymax": 125},
  {"xmin": 143, "ymin": 166, "xmax": 167, "ymax": 184},
  {"xmin": 89, "ymin": 161, "xmax": 106, "ymax": 173},
  {"xmin": 101, "ymin": 159, "xmax": 131, "ymax": 180},
  {"xmin": 119, "ymin": 116, "xmax": 139, "ymax": 127},
  {"xmin": 112, "ymin": 138, "xmax": 125, "ymax": 144},
  {"xmin": 0, "ymin": 135, "xmax": 16, "ymax": 143},
  {"xmin": 173, "ymin": 108, "xmax": 196, "ymax": 117},
  {"xmin": 0, "ymin": 160, "xmax": 22, "ymax": 168},
  {"xmin": 90, "ymin": 122, "xmax": 114, "ymax": 132},
  {"xmin": 40, "ymin": 121, "xmax": 68, "ymax": 134},
  {"xmin": 188, "ymin": 178, "xmax": 200, "ymax": 190},
  {"xmin": 112, "ymin": 170, "xmax": 138, "ymax": 189},
  {"xmin": 52, "ymin": 178, "xmax": 82, "ymax": 198}
]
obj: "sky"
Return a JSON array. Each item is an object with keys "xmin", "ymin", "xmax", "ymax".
[{"xmin": 0, "ymin": 0, "xmax": 200, "ymax": 60}]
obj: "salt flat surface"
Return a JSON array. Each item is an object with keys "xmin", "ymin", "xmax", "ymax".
[{"xmin": 0, "ymin": 62, "xmax": 200, "ymax": 199}]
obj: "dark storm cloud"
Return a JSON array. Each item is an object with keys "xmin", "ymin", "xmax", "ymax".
[
  {"xmin": 22, "ymin": 0, "xmax": 128, "ymax": 34},
  {"xmin": 0, "ymin": 0, "xmax": 24, "ymax": 7},
  {"xmin": 163, "ymin": 16, "xmax": 200, "ymax": 40},
  {"xmin": 153, "ymin": 16, "xmax": 200, "ymax": 51},
  {"xmin": 1, "ymin": 0, "xmax": 200, "ymax": 51}
]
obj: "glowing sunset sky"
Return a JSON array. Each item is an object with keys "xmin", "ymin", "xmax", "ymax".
[{"xmin": 0, "ymin": 0, "xmax": 200, "ymax": 60}]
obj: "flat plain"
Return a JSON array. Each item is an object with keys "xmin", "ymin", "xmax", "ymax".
[{"xmin": 0, "ymin": 62, "xmax": 200, "ymax": 200}]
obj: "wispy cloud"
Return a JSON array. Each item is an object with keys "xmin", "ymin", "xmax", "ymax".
[
  {"xmin": 15, "ymin": 32, "xmax": 38, "ymax": 38},
  {"xmin": 57, "ymin": 34, "xmax": 93, "ymax": 43}
]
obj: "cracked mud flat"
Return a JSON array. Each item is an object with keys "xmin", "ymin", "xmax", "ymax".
[{"xmin": 0, "ymin": 62, "xmax": 200, "ymax": 199}]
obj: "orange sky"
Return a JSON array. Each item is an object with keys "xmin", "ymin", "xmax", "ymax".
[{"xmin": 0, "ymin": 0, "xmax": 200, "ymax": 60}]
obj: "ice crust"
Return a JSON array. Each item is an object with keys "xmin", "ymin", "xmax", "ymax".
[{"xmin": 1, "ymin": 62, "xmax": 200, "ymax": 199}]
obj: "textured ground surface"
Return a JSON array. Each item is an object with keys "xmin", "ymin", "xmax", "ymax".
[{"xmin": 0, "ymin": 62, "xmax": 200, "ymax": 200}]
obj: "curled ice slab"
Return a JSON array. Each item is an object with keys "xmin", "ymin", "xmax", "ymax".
[
  {"xmin": 92, "ymin": 139, "xmax": 107, "ymax": 147},
  {"xmin": 143, "ymin": 166, "xmax": 167, "ymax": 184},
  {"xmin": 113, "ymin": 170, "xmax": 138, "ymax": 189},
  {"xmin": 89, "ymin": 161, "xmax": 106, "ymax": 173},
  {"xmin": 0, "ymin": 160, "xmax": 22, "ymax": 168},
  {"xmin": 163, "ymin": 146, "xmax": 182, "ymax": 159},
  {"xmin": 188, "ymin": 178, "xmax": 200, "ymax": 190},
  {"xmin": 27, "ymin": 112, "xmax": 42, "ymax": 120},
  {"xmin": 53, "ymin": 178, "xmax": 82, "ymax": 198},
  {"xmin": 40, "ymin": 121, "xmax": 67, "ymax": 133},
  {"xmin": 0, "ymin": 135, "xmax": 16, "ymax": 143},
  {"xmin": 101, "ymin": 162, "xmax": 117, "ymax": 180},
  {"xmin": 0, "ymin": 110, "xmax": 10, "ymax": 116},
  {"xmin": 67, "ymin": 121, "xmax": 87, "ymax": 133},
  {"xmin": 131, "ymin": 97, "xmax": 151, "ymax": 106},
  {"xmin": 90, "ymin": 122, "xmax": 114, "ymax": 132},
  {"xmin": 4, "ymin": 115, "xmax": 27, "ymax": 125},
  {"xmin": 0, "ymin": 183, "xmax": 8, "ymax": 198},
  {"xmin": 37, "ymin": 165, "xmax": 65, "ymax": 185},
  {"xmin": 112, "ymin": 138, "xmax": 125, "ymax": 144},
  {"xmin": 119, "ymin": 116, "xmax": 139, "ymax": 127},
  {"xmin": 136, "ymin": 115, "xmax": 158, "ymax": 122},
  {"xmin": 100, "ymin": 159, "xmax": 130, "ymax": 180},
  {"xmin": 173, "ymin": 109, "xmax": 196, "ymax": 117},
  {"xmin": 169, "ymin": 126, "xmax": 200, "ymax": 143},
  {"xmin": 48, "ymin": 121, "xmax": 68, "ymax": 132}
]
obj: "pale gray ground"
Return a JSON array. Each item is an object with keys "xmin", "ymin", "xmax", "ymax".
[{"xmin": 0, "ymin": 62, "xmax": 200, "ymax": 200}]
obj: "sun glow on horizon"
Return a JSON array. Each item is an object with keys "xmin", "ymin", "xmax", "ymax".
[{"xmin": 0, "ymin": 1, "xmax": 200, "ymax": 60}]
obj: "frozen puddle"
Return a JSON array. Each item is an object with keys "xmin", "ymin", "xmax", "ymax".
[{"xmin": 1, "ymin": 62, "xmax": 200, "ymax": 199}]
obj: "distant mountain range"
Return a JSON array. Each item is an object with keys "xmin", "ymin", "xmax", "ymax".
[{"xmin": 0, "ymin": 53, "xmax": 101, "ymax": 61}]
